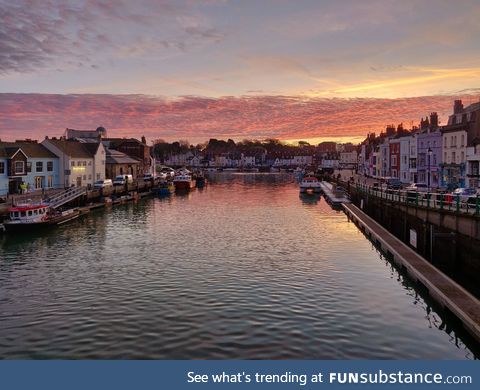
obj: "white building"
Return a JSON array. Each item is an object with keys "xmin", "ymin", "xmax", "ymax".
[
  {"xmin": 466, "ymin": 144, "xmax": 480, "ymax": 189},
  {"xmin": 408, "ymin": 133, "xmax": 418, "ymax": 183},
  {"xmin": 42, "ymin": 138, "xmax": 106, "ymax": 187},
  {"xmin": 399, "ymin": 135, "xmax": 411, "ymax": 183},
  {"xmin": 442, "ymin": 129, "xmax": 467, "ymax": 166},
  {"xmin": 339, "ymin": 150, "xmax": 358, "ymax": 169}
]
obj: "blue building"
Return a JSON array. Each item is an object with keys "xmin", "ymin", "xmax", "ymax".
[{"xmin": 0, "ymin": 141, "xmax": 60, "ymax": 197}]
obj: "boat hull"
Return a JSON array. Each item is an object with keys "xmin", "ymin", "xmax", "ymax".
[
  {"xmin": 3, "ymin": 221, "xmax": 50, "ymax": 232},
  {"xmin": 174, "ymin": 180, "xmax": 196, "ymax": 191}
]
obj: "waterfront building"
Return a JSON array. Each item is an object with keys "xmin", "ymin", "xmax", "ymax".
[
  {"xmin": 389, "ymin": 138, "xmax": 400, "ymax": 178},
  {"xmin": 65, "ymin": 126, "xmax": 107, "ymax": 141},
  {"xmin": 379, "ymin": 140, "xmax": 390, "ymax": 178},
  {"xmin": 466, "ymin": 143, "xmax": 480, "ymax": 189},
  {"xmin": 103, "ymin": 137, "xmax": 153, "ymax": 176},
  {"xmin": 339, "ymin": 150, "xmax": 358, "ymax": 170},
  {"xmin": 416, "ymin": 113, "xmax": 442, "ymax": 189},
  {"xmin": 0, "ymin": 140, "xmax": 60, "ymax": 196},
  {"xmin": 42, "ymin": 137, "xmax": 106, "ymax": 188},
  {"xmin": 105, "ymin": 148, "xmax": 140, "ymax": 180},
  {"xmin": 399, "ymin": 135, "xmax": 412, "ymax": 183},
  {"xmin": 409, "ymin": 131, "xmax": 418, "ymax": 183},
  {"xmin": 440, "ymin": 127, "xmax": 467, "ymax": 189}
]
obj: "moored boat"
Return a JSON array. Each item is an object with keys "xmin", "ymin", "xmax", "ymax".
[
  {"xmin": 299, "ymin": 175, "xmax": 322, "ymax": 193},
  {"xmin": 173, "ymin": 169, "xmax": 196, "ymax": 191},
  {"xmin": 3, "ymin": 203, "xmax": 80, "ymax": 232},
  {"xmin": 154, "ymin": 181, "xmax": 175, "ymax": 196}
]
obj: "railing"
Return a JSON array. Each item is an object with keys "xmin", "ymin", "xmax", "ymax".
[
  {"xmin": 355, "ymin": 183, "xmax": 480, "ymax": 216},
  {"xmin": 47, "ymin": 187, "xmax": 87, "ymax": 209}
]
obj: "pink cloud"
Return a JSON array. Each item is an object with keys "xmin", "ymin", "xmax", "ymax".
[{"xmin": 0, "ymin": 93, "xmax": 477, "ymax": 143}]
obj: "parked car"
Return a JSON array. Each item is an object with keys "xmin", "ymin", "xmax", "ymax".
[
  {"xmin": 405, "ymin": 183, "xmax": 429, "ymax": 192},
  {"xmin": 113, "ymin": 174, "xmax": 134, "ymax": 186},
  {"xmin": 159, "ymin": 166, "xmax": 175, "ymax": 178},
  {"xmin": 143, "ymin": 173, "xmax": 155, "ymax": 181},
  {"xmin": 93, "ymin": 179, "xmax": 113, "ymax": 189},
  {"xmin": 449, "ymin": 188, "xmax": 478, "ymax": 209},
  {"xmin": 451, "ymin": 187, "xmax": 477, "ymax": 197},
  {"xmin": 385, "ymin": 178, "xmax": 402, "ymax": 190}
]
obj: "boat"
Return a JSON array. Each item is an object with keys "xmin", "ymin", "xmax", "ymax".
[
  {"xmin": 299, "ymin": 175, "xmax": 322, "ymax": 193},
  {"xmin": 173, "ymin": 169, "xmax": 196, "ymax": 191},
  {"xmin": 154, "ymin": 181, "xmax": 175, "ymax": 196},
  {"xmin": 3, "ymin": 203, "xmax": 80, "ymax": 232}
]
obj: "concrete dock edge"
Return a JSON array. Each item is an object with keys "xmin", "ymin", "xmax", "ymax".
[{"xmin": 343, "ymin": 203, "xmax": 480, "ymax": 344}]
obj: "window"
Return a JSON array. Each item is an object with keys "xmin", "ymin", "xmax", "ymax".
[
  {"xmin": 444, "ymin": 152, "xmax": 447, "ymax": 162},
  {"xmin": 71, "ymin": 161, "xmax": 75, "ymax": 167},
  {"xmin": 452, "ymin": 151, "xmax": 456, "ymax": 162},
  {"xmin": 461, "ymin": 151, "xmax": 465, "ymax": 162},
  {"xmin": 83, "ymin": 161, "xmax": 87, "ymax": 166},
  {"xmin": 96, "ymin": 173, "xmax": 100, "ymax": 180},
  {"xmin": 36, "ymin": 161, "xmax": 43, "ymax": 172},
  {"xmin": 26, "ymin": 162, "xmax": 32, "ymax": 172},
  {"xmin": 14, "ymin": 161, "xmax": 24, "ymax": 174},
  {"xmin": 88, "ymin": 161, "xmax": 92, "ymax": 166},
  {"xmin": 461, "ymin": 134, "xmax": 465, "ymax": 147},
  {"xmin": 47, "ymin": 175, "xmax": 54, "ymax": 188},
  {"xmin": 0, "ymin": 162, "xmax": 4, "ymax": 174},
  {"xmin": 83, "ymin": 175, "xmax": 87, "ymax": 180},
  {"xmin": 47, "ymin": 161, "xmax": 53, "ymax": 171},
  {"xmin": 88, "ymin": 174, "xmax": 92, "ymax": 180}
]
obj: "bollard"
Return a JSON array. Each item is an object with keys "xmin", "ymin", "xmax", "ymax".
[{"xmin": 456, "ymin": 194, "xmax": 460, "ymax": 213}]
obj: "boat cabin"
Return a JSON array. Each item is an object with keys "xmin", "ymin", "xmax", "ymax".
[{"xmin": 9, "ymin": 204, "xmax": 49, "ymax": 223}]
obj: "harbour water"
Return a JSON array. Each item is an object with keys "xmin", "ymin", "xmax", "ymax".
[{"xmin": 0, "ymin": 173, "xmax": 478, "ymax": 359}]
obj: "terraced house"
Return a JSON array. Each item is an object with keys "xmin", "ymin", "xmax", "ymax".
[
  {"xmin": 0, "ymin": 140, "xmax": 60, "ymax": 197},
  {"xmin": 42, "ymin": 137, "xmax": 106, "ymax": 188}
]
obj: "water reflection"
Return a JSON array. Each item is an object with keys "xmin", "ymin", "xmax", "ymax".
[{"xmin": 0, "ymin": 173, "xmax": 478, "ymax": 359}]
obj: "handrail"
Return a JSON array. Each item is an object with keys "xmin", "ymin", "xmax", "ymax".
[{"xmin": 355, "ymin": 183, "xmax": 480, "ymax": 216}]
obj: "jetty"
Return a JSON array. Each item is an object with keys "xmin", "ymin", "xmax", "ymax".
[{"xmin": 319, "ymin": 181, "xmax": 351, "ymax": 206}]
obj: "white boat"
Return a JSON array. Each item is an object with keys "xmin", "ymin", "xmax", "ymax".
[
  {"xmin": 299, "ymin": 175, "xmax": 322, "ymax": 193},
  {"xmin": 3, "ymin": 203, "xmax": 80, "ymax": 232}
]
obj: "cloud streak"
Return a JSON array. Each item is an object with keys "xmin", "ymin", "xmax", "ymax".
[
  {"xmin": 0, "ymin": 0, "xmax": 225, "ymax": 75},
  {"xmin": 1, "ymin": 93, "xmax": 478, "ymax": 143}
]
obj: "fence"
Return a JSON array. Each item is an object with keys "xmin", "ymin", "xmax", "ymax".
[{"xmin": 355, "ymin": 183, "xmax": 480, "ymax": 216}]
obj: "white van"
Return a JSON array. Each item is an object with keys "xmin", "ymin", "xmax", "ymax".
[
  {"xmin": 93, "ymin": 179, "xmax": 113, "ymax": 189},
  {"xmin": 113, "ymin": 174, "xmax": 134, "ymax": 186}
]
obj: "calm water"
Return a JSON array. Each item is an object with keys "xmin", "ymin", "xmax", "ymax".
[{"xmin": 0, "ymin": 173, "xmax": 478, "ymax": 359}]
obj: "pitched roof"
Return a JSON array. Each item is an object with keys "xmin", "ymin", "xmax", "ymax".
[
  {"xmin": 43, "ymin": 139, "xmax": 98, "ymax": 158},
  {"xmin": 0, "ymin": 141, "xmax": 57, "ymax": 158},
  {"xmin": 105, "ymin": 148, "xmax": 140, "ymax": 165}
]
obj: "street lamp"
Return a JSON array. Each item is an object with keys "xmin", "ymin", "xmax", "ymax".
[{"xmin": 427, "ymin": 147, "xmax": 432, "ymax": 192}]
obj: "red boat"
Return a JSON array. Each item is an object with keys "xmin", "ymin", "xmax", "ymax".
[{"xmin": 173, "ymin": 171, "xmax": 196, "ymax": 191}]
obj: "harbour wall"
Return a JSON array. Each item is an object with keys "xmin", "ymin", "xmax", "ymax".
[{"xmin": 345, "ymin": 183, "xmax": 480, "ymax": 296}]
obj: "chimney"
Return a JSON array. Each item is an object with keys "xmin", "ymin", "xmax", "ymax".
[
  {"xmin": 454, "ymin": 100, "xmax": 463, "ymax": 114},
  {"xmin": 430, "ymin": 112, "xmax": 438, "ymax": 128}
]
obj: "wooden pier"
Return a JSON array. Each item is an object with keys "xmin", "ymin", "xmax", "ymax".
[{"xmin": 343, "ymin": 203, "xmax": 480, "ymax": 343}]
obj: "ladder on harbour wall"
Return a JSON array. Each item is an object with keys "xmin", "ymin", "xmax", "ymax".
[{"xmin": 47, "ymin": 187, "xmax": 87, "ymax": 209}]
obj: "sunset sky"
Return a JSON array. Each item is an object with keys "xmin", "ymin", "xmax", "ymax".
[{"xmin": 1, "ymin": 0, "xmax": 480, "ymax": 144}]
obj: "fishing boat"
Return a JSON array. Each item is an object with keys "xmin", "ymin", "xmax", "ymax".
[
  {"xmin": 173, "ymin": 169, "xmax": 196, "ymax": 191},
  {"xmin": 299, "ymin": 175, "xmax": 322, "ymax": 193},
  {"xmin": 3, "ymin": 203, "xmax": 80, "ymax": 232},
  {"xmin": 154, "ymin": 181, "xmax": 175, "ymax": 196}
]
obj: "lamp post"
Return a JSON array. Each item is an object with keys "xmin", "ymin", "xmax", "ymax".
[{"xmin": 427, "ymin": 147, "xmax": 432, "ymax": 192}]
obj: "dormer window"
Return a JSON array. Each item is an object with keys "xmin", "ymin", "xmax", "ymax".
[{"xmin": 14, "ymin": 161, "xmax": 25, "ymax": 175}]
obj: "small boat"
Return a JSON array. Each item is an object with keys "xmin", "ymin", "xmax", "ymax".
[
  {"xmin": 154, "ymin": 181, "xmax": 175, "ymax": 196},
  {"xmin": 3, "ymin": 203, "xmax": 80, "ymax": 232},
  {"xmin": 173, "ymin": 169, "xmax": 196, "ymax": 191},
  {"xmin": 299, "ymin": 175, "xmax": 322, "ymax": 193}
]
